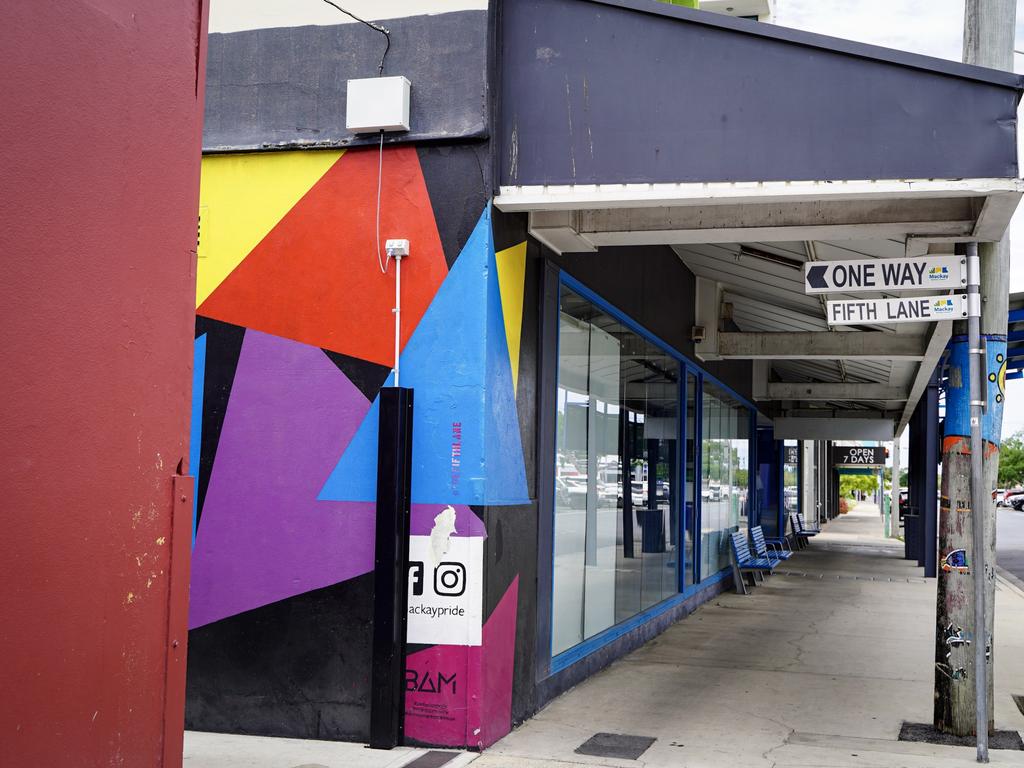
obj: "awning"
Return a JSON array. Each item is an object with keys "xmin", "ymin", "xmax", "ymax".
[
  {"xmin": 499, "ymin": 0, "xmax": 1023, "ymax": 187},
  {"xmin": 496, "ymin": 0, "xmax": 1024, "ymax": 440}
]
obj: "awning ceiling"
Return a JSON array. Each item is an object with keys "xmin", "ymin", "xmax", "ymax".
[{"xmin": 675, "ymin": 239, "xmax": 925, "ymax": 419}]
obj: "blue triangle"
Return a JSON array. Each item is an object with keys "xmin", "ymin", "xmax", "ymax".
[
  {"xmin": 191, "ymin": 334, "xmax": 207, "ymax": 547},
  {"xmin": 318, "ymin": 206, "xmax": 529, "ymax": 506}
]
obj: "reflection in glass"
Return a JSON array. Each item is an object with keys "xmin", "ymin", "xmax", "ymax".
[
  {"xmin": 551, "ymin": 286, "xmax": 680, "ymax": 656},
  {"xmin": 699, "ymin": 382, "xmax": 750, "ymax": 579},
  {"xmin": 684, "ymin": 373, "xmax": 697, "ymax": 588},
  {"xmin": 783, "ymin": 439, "xmax": 800, "ymax": 517}
]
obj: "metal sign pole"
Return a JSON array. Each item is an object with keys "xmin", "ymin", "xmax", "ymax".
[{"xmin": 966, "ymin": 241, "xmax": 988, "ymax": 762}]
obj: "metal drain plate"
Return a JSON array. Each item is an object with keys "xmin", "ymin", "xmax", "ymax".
[
  {"xmin": 575, "ymin": 732, "xmax": 656, "ymax": 760},
  {"xmin": 402, "ymin": 751, "xmax": 462, "ymax": 768}
]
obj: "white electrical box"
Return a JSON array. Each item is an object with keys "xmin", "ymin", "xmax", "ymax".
[
  {"xmin": 346, "ymin": 76, "xmax": 411, "ymax": 133},
  {"xmin": 385, "ymin": 239, "xmax": 410, "ymax": 258}
]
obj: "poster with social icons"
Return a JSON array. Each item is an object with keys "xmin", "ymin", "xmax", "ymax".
[{"xmin": 406, "ymin": 534, "xmax": 483, "ymax": 646}]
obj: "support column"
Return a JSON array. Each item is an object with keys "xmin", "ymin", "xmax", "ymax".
[
  {"xmin": 802, "ymin": 440, "xmax": 815, "ymax": 528},
  {"xmin": 889, "ymin": 436, "xmax": 901, "ymax": 538},
  {"xmin": 908, "ymin": 385, "xmax": 939, "ymax": 571},
  {"xmin": 907, "ymin": 416, "xmax": 921, "ymax": 563},
  {"xmin": 817, "ymin": 441, "xmax": 827, "ymax": 526},
  {"xmin": 922, "ymin": 369, "xmax": 940, "ymax": 578}
]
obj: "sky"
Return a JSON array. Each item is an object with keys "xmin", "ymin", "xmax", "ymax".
[{"xmin": 773, "ymin": 0, "xmax": 1024, "ymax": 441}]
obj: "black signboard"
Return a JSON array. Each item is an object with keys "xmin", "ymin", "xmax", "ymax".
[
  {"xmin": 832, "ymin": 445, "xmax": 885, "ymax": 468},
  {"xmin": 784, "ymin": 446, "xmax": 800, "ymax": 465}
]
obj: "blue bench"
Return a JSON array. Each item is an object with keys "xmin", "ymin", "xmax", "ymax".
[
  {"xmin": 729, "ymin": 530, "xmax": 777, "ymax": 595},
  {"xmin": 797, "ymin": 512, "xmax": 821, "ymax": 533},
  {"xmin": 763, "ymin": 526, "xmax": 794, "ymax": 555},
  {"xmin": 789, "ymin": 512, "xmax": 819, "ymax": 549},
  {"xmin": 752, "ymin": 525, "xmax": 792, "ymax": 563}
]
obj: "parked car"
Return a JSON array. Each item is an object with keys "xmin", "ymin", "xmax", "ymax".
[
  {"xmin": 995, "ymin": 488, "xmax": 1007, "ymax": 506},
  {"xmin": 1005, "ymin": 488, "xmax": 1024, "ymax": 511}
]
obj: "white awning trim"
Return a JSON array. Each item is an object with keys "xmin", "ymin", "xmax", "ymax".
[{"xmin": 494, "ymin": 177, "xmax": 1023, "ymax": 212}]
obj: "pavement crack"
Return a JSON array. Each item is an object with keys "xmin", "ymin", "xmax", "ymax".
[{"xmin": 733, "ymin": 708, "xmax": 793, "ymax": 768}]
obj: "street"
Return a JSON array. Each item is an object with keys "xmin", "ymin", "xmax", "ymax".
[{"xmin": 997, "ymin": 507, "xmax": 1024, "ymax": 584}]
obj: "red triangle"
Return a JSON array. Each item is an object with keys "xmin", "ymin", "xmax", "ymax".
[{"xmin": 198, "ymin": 147, "xmax": 448, "ymax": 367}]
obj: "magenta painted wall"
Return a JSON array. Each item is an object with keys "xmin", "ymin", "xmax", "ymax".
[{"xmin": 0, "ymin": 2, "xmax": 208, "ymax": 765}]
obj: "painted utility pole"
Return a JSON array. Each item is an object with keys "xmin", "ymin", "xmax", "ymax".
[{"xmin": 933, "ymin": 0, "xmax": 1013, "ymax": 754}]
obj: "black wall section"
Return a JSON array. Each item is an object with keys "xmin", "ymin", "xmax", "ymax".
[
  {"xmin": 552, "ymin": 246, "xmax": 694, "ymax": 349},
  {"xmin": 322, "ymin": 350, "xmax": 392, "ymax": 403},
  {"xmin": 186, "ymin": 574, "xmax": 375, "ymax": 741},
  {"xmin": 479, "ymin": 502, "xmax": 540, "ymax": 726},
  {"xmin": 194, "ymin": 317, "xmax": 246, "ymax": 529},
  {"xmin": 531, "ymin": 260, "xmax": 561, "ymax": 708},
  {"xmin": 500, "ymin": 0, "xmax": 1021, "ymax": 185},
  {"xmin": 418, "ymin": 144, "xmax": 492, "ymax": 268},
  {"xmin": 485, "ymin": 209, "xmax": 544, "ymax": 724},
  {"xmin": 548, "ymin": 245, "xmax": 753, "ymax": 400},
  {"xmin": 491, "ymin": 208, "xmax": 530, "ymax": 254},
  {"xmin": 204, "ymin": 11, "xmax": 489, "ymax": 152}
]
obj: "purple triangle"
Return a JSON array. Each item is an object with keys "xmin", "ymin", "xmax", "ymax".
[
  {"xmin": 409, "ymin": 504, "xmax": 486, "ymax": 539},
  {"xmin": 189, "ymin": 330, "xmax": 375, "ymax": 629}
]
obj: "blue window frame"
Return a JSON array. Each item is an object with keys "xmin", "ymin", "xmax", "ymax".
[{"xmin": 548, "ymin": 273, "xmax": 757, "ymax": 673}]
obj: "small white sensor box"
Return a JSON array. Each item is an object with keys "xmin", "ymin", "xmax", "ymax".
[
  {"xmin": 346, "ymin": 76, "xmax": 411, "ymax": 133},
  {"xmin": 385, "ymin": 239, "xmax": 410, "ymax": 259}
]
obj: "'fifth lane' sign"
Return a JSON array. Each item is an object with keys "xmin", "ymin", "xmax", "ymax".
[
  {"xmin": 804, "ymin": 254, "xmax": 965, "ymax": 294},
  {"xmin": 827, "ymin": 294, "xmax": 968, "ymax": 325}
]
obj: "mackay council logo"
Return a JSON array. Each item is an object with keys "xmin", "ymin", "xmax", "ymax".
[
  {"xmin": 928, "ymin": 266, "xmax": 950, "ymax": 282},
  {"xmin": 932, "ymin": 297, "xmax": 956, "ymax": 316}
]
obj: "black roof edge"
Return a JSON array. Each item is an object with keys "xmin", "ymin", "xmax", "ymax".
[{"xmin": 583, "ymin": 0, "xmax": 1024, "ymax": 91}]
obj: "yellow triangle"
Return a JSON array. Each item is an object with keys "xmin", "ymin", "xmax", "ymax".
[
  {"xmin": 196, "ymin": 150, "xmax": 343, "ymax": 307},
  {"xmin": 496, "ymin": 242, "xmax": 528, "ymax": 395}
]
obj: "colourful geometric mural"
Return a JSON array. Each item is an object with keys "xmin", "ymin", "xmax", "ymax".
[
  {"xmin": 318, "ymin": 206, "xmax": 530, "ymax": 506},
  {"xmin": 196, "ymin": 150, "xmax": 343, "ymax": 306},
  {"xmin": 190, "ymin": 334, "xmax": 206, "ymax": 546},
  {"xmin": 404, "ymin": 576, "xmax": 519, "ymax": 748},
  {"xmin": 189, "ymin": 329, "xmax": 375, "ymax": 628},
  {"xmin": 188, "ymin": 147, "xmax": 527, "ymax": 748},
  {"xmin": 496, "ymin": 242, "xmax": 527, "ymax": 394},
  {"xmin": 198, "ymin": 147, "xmax": 449, "ymax": 367}
]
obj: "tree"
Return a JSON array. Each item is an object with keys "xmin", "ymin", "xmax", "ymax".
[
  {"xmin": 839, "ymin": 473, "xmax": 878, "ymax": 499},
  {"xmin": 997, "ymin": 431, "xmax": 1024, "ymax": 488}
]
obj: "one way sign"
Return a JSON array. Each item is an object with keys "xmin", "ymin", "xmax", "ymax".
[{"xmin": 804, "ymin": 254, "xmax": 965, "ymax": 294}]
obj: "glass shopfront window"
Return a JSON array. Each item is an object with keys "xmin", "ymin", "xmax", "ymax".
[
  {"xmin": 699, "ymin": 383, "xmax": 750, "ymax": 579},
  {"xmin": 683, "ymin": 372, "xmax": 697, "ymax": 588},
  {"xmin": 552, "ymin": 286, "xmax": 680, "ymax": 656}
]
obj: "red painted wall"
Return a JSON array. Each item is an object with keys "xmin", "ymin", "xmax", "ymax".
[{"xmin": 0, "ymin": 2, "xmax": 208, "ymax": 765}]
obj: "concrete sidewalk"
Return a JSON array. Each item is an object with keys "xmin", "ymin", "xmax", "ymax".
[
  {"xmin": 477, "ymin": 504, "xmax": 1024, "ymax": 767},
  {"xmin": 184, "ymin": 505, "xmax": 1024, "ymax": 767},
  {"xmin": 183, "ymin": 730, "xmax": 477, "ymax": 768}
]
